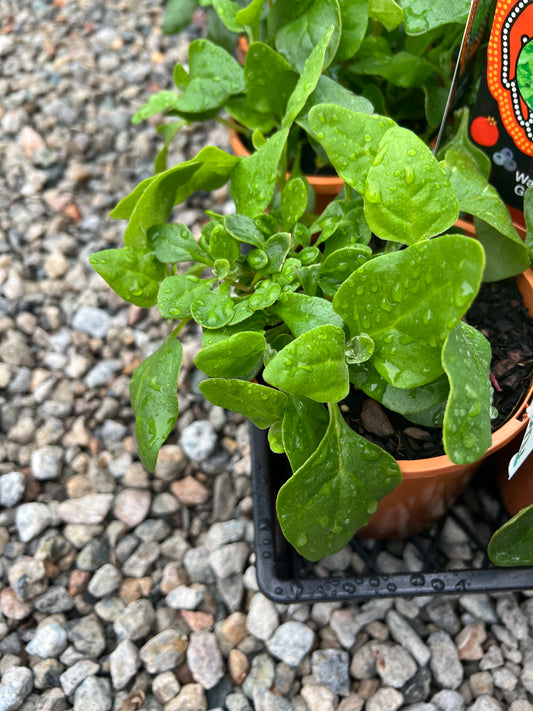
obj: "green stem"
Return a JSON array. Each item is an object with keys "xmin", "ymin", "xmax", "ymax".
[{"xmin": 171, "ymin": 319, "xmax": 190, "ymax": 338}]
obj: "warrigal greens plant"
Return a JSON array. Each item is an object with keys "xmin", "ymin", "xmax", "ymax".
[{"xmin": 90, "ymin": 47, "xmax": 531, "ymax": 562}]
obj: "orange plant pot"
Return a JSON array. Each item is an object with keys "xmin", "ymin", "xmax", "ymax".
[
  {"xmin": 359, "ymin": 268, "xmax": 533, "ymax": 539},
  {"xmin": 227, "ymin": 128, "xmax": 344, "ymax": 214}
]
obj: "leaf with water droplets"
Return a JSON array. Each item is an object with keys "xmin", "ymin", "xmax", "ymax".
[
  {"xmin": 243, "ymin": 42, "xmax": 298, "ymax": 122},
  {"xmin": 442, "ymin": 321, "xmax": 492, "ymax": 464},
  {"xmin": 277, "ymin": 403, "xmax": 401, "ymax": 560},
  {"xmin": 333, "ymin": 235, "xmax": 485, "ymax": 388},
  {"xmin": 90, "ymin": 247, "xmax": 166, "ymax": 308},
  {"xmin": 148, "ymin": 223, "xmax": 210, "ymax": 264},
  {"xmin": 158, "ymin": 275, "xmax": 214, "ymax": 320},
  {"xmin": 130, "ymin": 335, "xmax": 183, "ymax": 472},
  {"xmin": 282, "ymin": 395, "xmax": 329, "ymax": 471},
  {"xmin": 191, "ymin": 282, "xmax": 235, "ymax": 328},
  {"xmin": 364, "ymin": 125, "xmax": 458, "ymax": 244},
  {"xmin": 263, "ymin": 324, "xmax": 349, "ymax": 402},
  {"xmin": 281, "ymin": 178, "xmax": 308, "ymax": 231},
  {"xmin": 400, "ymin": 0, "xmax": 469, "ymax": 34},
  {"xmin": 272, "ymin": 292, "xmax": 344, "ymax": 337},
  {"xmin": 131, "ymin": 90, "xmax": 181, "ymax": 125},
  {"xmin": 488, "ymin": 504, "xmax": 533, "ymax": 566},
  {"xmin": 318, "ymin": 245, "xmax": 372, "ymax": 297},
  {"xmin": 199, "ymin": 378, "xmax": 287, "ymax": 429},
  {"xmin": 194, "ymin": 331, "xmax": 266, "ymax": 378}
]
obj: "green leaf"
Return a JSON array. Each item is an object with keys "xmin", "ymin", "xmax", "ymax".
[
  {"xmin": 244, "ymin": 42, "xmax": 298, "ymax": 122},
  {"xmin": 441, "ymin": 321, "xmax": 493, "ymax": 464},
  {"xmin": 154, "ymin": 120, "xmax": 185, "ymax": 173},
  {"xmin": 275, "ymin": 0, "xmax": 341, "ymax": 72},
  {"xmin": 132, "ymin": 91, "xmax": 180, "ymax": 125},
  {"xmin": 281, "ymin": 178, "xmax": 308, "ymax": 230},
  {"xmin": 199, "ymin": 378, "xmax": 287, "ymax": 428},
  {"xmin": 277, "ymin": 403, "xmax": 401, "ymax": 560},
  {"xmin": 174, "ymin": 39, "xmax": 244, "ymax": 114},
  {"xmin": 194, "ymin": 331, "xmax": 266, "ymax": 377},
  {"xmin": 368, "ymin": 0, "xmax": 403, "ymax": 31},
  {"xmin": 263, "ymin": 324, "xmax": 349, "ymax": 402},
  {"xmin": 345, "ymin": 334, "xmax": 375, "ymax": 364},
  {"xmin": 130, "ymin": 335, "xmax": 183, "ymax": 472},
  {"xmin": 231, "ymin": 128, "xmax": 289, "ymax": 216},
  {"xmin": 282, "ymin": 395, "xmax": 329, "ymax": 471},
  {"xmin": 208, "ymin": 226, "xmax": 241, "ymax": 265},
  {"xmin": 488, "ymin": 504, "xmax": 533, "ymax": 566},
  {"xmin": 123, "ymin": 147, "xmax": 238, "ymax": 249},
  {"xmin": 268, "ymin": 421, "xmax": 285, "ymax": 453},
  {"xmin": 437, "ymin": 108, "xmax": 491, "ymax": 178},
  {"xmin": 399, "ymin": 0, "xmax": 470, "ymax": 34},
  {"xmin": 148, "ymin": 223, "xmax": 208, "ymax": 264},
  {"xmin": 191, "ymin": 282, "xmax": 235, "ymax": 328},
  {"xmin": 282, "ymin": 26, "xmax": 335, "ymax": 129},
  {"xmin": 248, "ymin": 279, "xmax": 282, "ymax": 310},
  {"xmin": 309, "ymin": 105, "xmax": 395, "ymax": 193},
  {"xmin": 256, "ymin": 232, "xmax": 291, "ymax": 277},
  {"xmin": 473, "ymin": 218, "xmax": 531, "ymax": 283},
  {"xmin": 318, "ymin": 246, "xmax": 372, "ymax": 298},
  {"xmin": 333, "ymin": 235, "xmax": 485, "ymax": 388},
  {"xmin": 224, "ymin": 214, "xmax": 266, "ymax": 248},
  {"xmin": 336, "ymin": 0, "xmax": 369, "ymax": 61},
  {"xmin": 351, "ymin": 362, "xmax": 449, "ymax": 419},
  {"xmin": 203, "ymin": 311, "xmax": 266, "ymax": 345},
  {"xmin": 348, "ymin": 42, "xmax": 436, "ymax": 89},
  {"xmin": 158, "ymin": 276, "xmax": 214, "ymax": 320},
  {"xmin": 90, "ymin": 248, "xmax": 166, "ymax": 308},
  {"xmin": 225, "ymin": 97, "xmax": 276, "ymax": 134},
  {"xmin": 444, "ymin": 150, "xmax": 529, "ymax": 279},
  {"xmin": 235, "ymin": 0, "xmax": 264, "ymax": 37},
  {"xmin": 423, "ymin": 84, "xmax": 449, "ymax": 129},
  {"xmin": 272, "ymin": 292, "xmax": 344, "ymax": 337},
  {"xmin": 162, "ymin": 0, "xmax": 197, "ymax": 33},
  {"xmin": 365, "ymin": 126, "xmax": 458, "ymax": 244}
]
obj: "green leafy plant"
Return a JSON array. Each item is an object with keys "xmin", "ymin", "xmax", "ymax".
[
  {"xmin": 138, "ymin": 0, "xmax": 471, "ymax": 175},
  {"xmin": 90, "ymin": 97, "xmax": 530, "ymax": 561}
]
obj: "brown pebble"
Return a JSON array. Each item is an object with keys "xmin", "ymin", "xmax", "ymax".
[
  {"xmin": 0, "ymin": 588, "xmax": 33, "ymax": 620},
  {"xmin": 361, "ymin": 399, "xmax": 395, "ymax": 437},
  {"xmin": 216, "ymin": 612, "xmax": 248, "ymax": 647},
  {"xmin": 69, "ymin": 569, "xmax": 91, "ymax": 596},
  {"xmin": 119, "ymin": 577, "xmax": 152, "ymax": 604},
  {"xmin": 228, "ymin": 648, "xmax": 249, "ymax": 685},
  {"xmin": 456, "ymin": 623, "xmax": 487, "ymax": 660},
  {"xmin": 181, "ymin": 610, "xmax": 215, "ymax": 632},
  {"xmin": 170, "ymin": 476, "xmax": 210, "ymax": 507}
]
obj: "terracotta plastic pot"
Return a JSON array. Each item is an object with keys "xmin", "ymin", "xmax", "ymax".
[
  {"xmin": 227, "ymin": 128, "xmax": 343, "ymax": 214},
  {"xmin": 359, "ymin": 268, "xmax": 533, "ymax": 539}
]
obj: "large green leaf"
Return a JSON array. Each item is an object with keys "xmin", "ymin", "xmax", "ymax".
[
  {"xmin": 488, "ymin": 504, "xmax": 533, "ymax": 566},
  {"xmin": 194, "ymin": 331, "xmax": 266, "ymax": 377},
  {"xmin": 277, "ymin": 403, "xmax": 401, "ymax": 560},
  {"xmin": 199, "ymin": 378, "xmax": 287, "ymax": 428},
  {"xmin": 309, "ymin": 105, "xmax": 394, "ymax": 193},
  {"xmin": 174, "ymin": 39, "xmax": 244, "ymax": 114},
  {"xmin": 399, "ymin": 0, "xmax": 470, "ymax": 34},
  {"xmin": 333, "ymin": 235, "xmax": 485, "ymax": 388},
  {"xmin": 282, "ymin": 395, "xmax": 330, "ymax": 471},
  {"xmin": 130, "ymin": 335, "xmax": 183, "ymax": 472},
  {"xmin": 90, "ymin": 248, "xmax": 166, "ymax": 308},
  {"xmin": 336, "ymin": 0, "xmax": 369, "ymax": 61},
  {"xmin": 263, "ymin": 324, "xmax": 349, "ymax": 402},
  {"xmin": 442, "ymin": 321, "xmax": 493, "ymax": 464},
  {"xmin": 473, "ymin": 218, "xmax": 530, "ymax": 283},
  {"xmin": 364, "ymin": 126, "xmax": 458, "ymax": 244},
  {"xmin": 231, "ymin": 128, "xmax": 289, "ymax": 216},
  {"xmin": 244, "ymin": 42, "xmax": 298, "ymax": 121},
  {"xmin": 368, "ymin": 0, "xmax": 403, "ymax": 31},
  {"xmin": 275, "ymin": 0, "xmax": 341, "ymax": 72},
  {"xmin": 272, "ymin": 292, "xmax": 344, "ymax": 337}
]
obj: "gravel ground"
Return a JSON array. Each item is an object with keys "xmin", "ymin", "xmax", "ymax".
[{"xmin": 1, "ymin": 1, "xmax": 533, "ymax": 710}]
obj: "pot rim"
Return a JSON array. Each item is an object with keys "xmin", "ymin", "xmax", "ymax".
[{"xmin": 400, "ymin": 268, "xmax": 533, "ymax": 477}]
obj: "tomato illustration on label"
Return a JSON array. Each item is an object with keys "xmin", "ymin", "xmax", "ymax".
[
  {"xmin": 470, "ymin": 115, "xmax": 500, "ymax": 145},
  {"xmin": 486, "ymin": 0, "xmax": 533, "ymax": 155}
]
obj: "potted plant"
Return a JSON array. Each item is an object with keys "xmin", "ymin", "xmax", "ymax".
[
  {"xmin": 89, "ymin": 92, "xmax": 533, "ymax": 561},
  {"xmin": 136, "ymin": 0, "xmax": 469, "ymax": 209}
]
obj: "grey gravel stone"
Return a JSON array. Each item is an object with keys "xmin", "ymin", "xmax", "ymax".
[
  {"xmin": 242, "ymin": 653, "xmax": 275, "ymax": 700},
  {"xmin": 87, "ymin": 563, "xmax": 122, "ymax": 597},
  {"xmin": 246, "ymin": 593, "xmax": 279, "ymax": 642},
  {"xmin": 109, "ymin": 639, "xmax": 140, "ymax": 690},
  {"xmin": 467, "ymin": 697, "xmax": 502, "ymax": 711},
  {"xmin": 71, "ymin": 306, "xmax": 112, "ymax": 339},
  {"xmin": 180, "ymin": 420, "xmax": 217, "ymax": 461},
  {"xmin": 386, "ymin": 609, "xmax": 431, "ymax": 666},
  {"xmin": 15, "ymin": 503, "xmax": 51, "ymax": 543},
  {"xmin": 431, "ymin": 689, "xmax": 466, "ymax": 711},
  {"xmin": 427, "ymin": 632, "xmax": 464, "ymax": 689},
  {"xmin": 139, "ymin": 630, "xmax": 188, "ymax": 674},
  {"xmin": 166, "ymin": 585, "xmax": 203, "ymax": 610},
  {"xmin": 59, "ymin": 659, "xmax": 99, "ymax": 696},
  {"xmin": 26, "ymin": 623, "xmax": 68, "ymax": 658},
  {"xmin": 366, "ymin": 687, "xmax": 404, "ymax": 711},
  {"xmin": 30, "ymin": 446, "xmax": 63, "ymax": 480},
  {"xmin": 0, "ymin": 472, "xmax": 25, "ymax": 507},
  {"xmin": 0, "ymin": 666, "xmax": 33, "ymax": 711},
  {"xmin": 186, "ymin": 632, "xmax": 224, "ymax": 690},
  {"xmin": 311, "ymin": 649, "xmax": 350, "ymax": 696},
  {"xmin": 374, "ymin": 642, "xmax": 418, "ymax": 688},
  {"xmin": 266, "ymin": 621, "xmax": 315, "ymax": 667},
  {"xmin": 114, "ymin": 599, "xmax": 156, "ymax": 641},
  {"xmin": 8, "ymin": 558, "xmax": 47, "ymax": 601},
  {"xmin": 73, "ymin": 676, "xmax": 112, "ymax": 711}
]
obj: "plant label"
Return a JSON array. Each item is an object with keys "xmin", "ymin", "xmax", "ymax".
[{"xmin": 508, "ymin": 403, "xmax": 533, "ymax": 479}]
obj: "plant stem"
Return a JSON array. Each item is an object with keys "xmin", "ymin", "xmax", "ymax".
[{"xmin": 171, "ymin": 319, "xmax": 190, "ymax": 338}]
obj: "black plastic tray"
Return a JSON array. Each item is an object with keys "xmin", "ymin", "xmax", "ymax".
[{"xmin": 250, "ymin": 425, "xmax": 533, "ymax": 603}]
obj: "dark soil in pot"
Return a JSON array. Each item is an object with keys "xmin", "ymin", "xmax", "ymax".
[{"xmin": 342, "ymin": 277, "xmax": 533, "ymax": 461}]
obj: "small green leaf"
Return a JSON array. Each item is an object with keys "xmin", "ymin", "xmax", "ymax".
[
  {"xmin": 272, "ymin": 292, "xmax": 344, "ymax": 337},
  {"xmin": 263, "ymin": 324, "xmax": 349, "ymax": 402},
  {"xmin": 199, "ymin": 378, "xmax": 287, "ymax": 428},
  {"xmin": 268, "ymin": 421, "xmax": 285, "ymax": 453},
  {"xmin": 203, "ymin": 311, "xmax": 266, "ymax": 345},
  {"xmin": 257, "ymin": 232, "xmax": 291, "ymax": 277},
  {"xmin": 224, "ymin": 214, "xmax": 266, "ymax": 248},
  {"xmin": 318, "ymin": 246, "xmax": 372, "ymax": 297},
  {"xmin": 368, "ymin": 0, "xmax": 403, "ymax": 31},
  {"xmin": 488, "ymin": 504, "xmax": 533, "ymax": 566},
  {"xmin": 175, "ymin": 39, "xmax": 244, "ymax": 114},
  {"xmin": 333, "ymin": 235, "xmax": 485, "ymax": 388},
  {"xmin": 191, "ymin": 282, "xmax": 235, "ymax": 328},
  {"xmin": 194, "ymin": 331, "xmax": 266, "ymax": 377},
  {"xmin": 281, "ymin": 178, "xmax": 308, "ymax": 230},
  {"xmin": 154, "ymin": 120, "xmax": 185, "ymax": 173},
  {"xmin": 400, "ymin": 0, "xmax": 470, "ymax": 34},
  {"xmin": 275, "ymin": 0, "xmax": 341, "ymax": 72},
  {"xmin": 345, "ymin": 334, "xmax": 375, "ymax": 364},
  {"xmin": 282, "ymin": 26, "xmax": 334, "ymax": 129},
  {"xmin": 148, "ymin": 223, "xmax": 208, "ymax": 264},
  {"xmin": 208, "ymin": 225, "xmax": 241, "ymax": 265},
  {"xmin": 309, "ymin": 105, "xmax": 395, "ymax": 193},
  {"xmin": 282, "ymin": 395, "xmax": 329, "ymax": 471},
  {"xmin": 277, "ymin": 403, "xmax": 401, "ymax": 560},
  {"xmin": 438, "ymin": 108, "xmax": 491, "ymax": 177},
  {"xmin": 90, "ymin": 248, "xmax": 166, "ymax": 308},
  {"xmin": 130, "ymin": 335, "xmax": 183, "ymax": 472},
  {"xmin": 158, "ymin": 275, "xmax": 214, "ymax": 319},
  {"xmin": 248, "ymin": 279, "xmax": 282, "ymax": 310},
  {"xmin": 132, "ymin": 91, "xmax": 180, "ymax": 125},
  {"xmin": 235, "ymin": 0, "xmax": 264, "ymax": 37},
  {"xmin": 442, "ymin": 321, "xmax": 493, "ymax": 465},
  {"xmin": 162, "ymin": 0, "xmax": 197, "ymax": 34},
  {"xmin": 364, "ymin": 126, "xmax": 458, "ymax": 244},
  {"xmin": 231, "ymin": 128, "xmax": 289, "ymax": 216}
]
